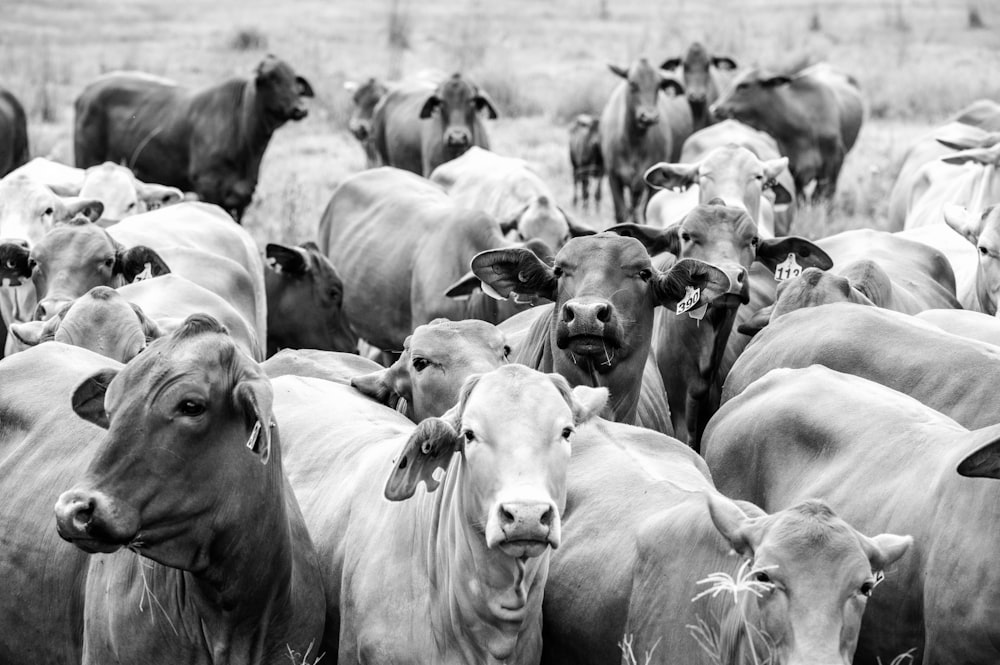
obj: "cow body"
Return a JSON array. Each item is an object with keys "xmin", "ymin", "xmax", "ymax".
[
  {"xmin": 712, "ymin": 63, "xmax": 863, "ymax": 201},
  {"xmin": 370, "ymin": 73, "xmax": 496, "ymax": 176},
  {"xmin": 73, "ymin": 55, "xmax": 314, "ymax": 221},
  {"xmin": 569, "ymin": 114, "xmax": 603, "ymax": 209},
  {"xmin": 705, "ymin": 365, "xmax": 997, "ymax": 665},
  {"xmin": 345, "ymin": 77, "xmax": 389, "ymax": 167},
  {"xmin": 0, "ymin": 86, "xmax": 28, "ymax": 177}
]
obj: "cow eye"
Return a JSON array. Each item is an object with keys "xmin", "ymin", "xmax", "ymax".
[
  {"xmin": 177, "ymin": 399, "xmax": 206, "ymax": 417},
  {"xmin": 553, "ymin": 265, "xmax": 564, "ymax": 277},
  {"xmin": 752, "ymin": 570, "xmax": 772, "ymax": 584},
  {"xmin": 502, "ymin": 344, "xmax": 511, "ymax": 358},
  {"xmin": 463, "ymin": 430, "xmax": 475, "ymax": 443},
  {"xmin": 103, "ymin": 257, "xmax": 115, "ymax": 268},
  {"xmin": 637, "ymin": 268, "xmax": 653, "ymax": 281},
  {"xmin": 42, "ymin": 207, "xmax": 54, "ymax": 217},
  {"xmin": 860, "ymin": 581, "xmax": 875, "ymax": 597},
  {"xmin": 681, "ymin": 232, "xmax": 692, "ymax": 242},
  {"xmin": 561, "ymin": 426, "xmax": 574, "ymax": 439},
  {"xmin": 979, "ymin": 246, "xmax": 989, "ymax": 256},
  {"xmin": 412, "ymin": 357, "xmax": 430, "ymax": 372},
  {"xmin": 751, "ymin": 236, "xmax": 760, "ymax": 248},
  {"xmin": 126, "ymin": 201, "xmax": 137, "ymax": 211}
]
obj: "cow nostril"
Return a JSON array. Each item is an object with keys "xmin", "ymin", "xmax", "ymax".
[
  {"xmin": 500, "ymin": 505, "xmax": 515, "ymax": 526},
  {"xmin": 562, "ymin": 305, "xmax": 575, "ymax": 323},
  {"xmin": 539, "ymin": 506, "xmax": 553, "ymax": 527},
  {"xmin": 72, "ymin": 498, "xmax": 95, "ymax": 531},
  {"xmin": 34, "ymin": 303, "xmax": 46, "ymax": 320},
  {"xmin": 596, "ymin": 303, "xmax": 611, "ymax": 322},
  {"xmin": 737, "ymin": 272, "xmax": 746, "ymax": 284}
]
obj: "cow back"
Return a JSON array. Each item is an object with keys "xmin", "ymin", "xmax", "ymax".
[{"xmin": 0, "ymin": 87, "xmax": 29, "ymax": 177}]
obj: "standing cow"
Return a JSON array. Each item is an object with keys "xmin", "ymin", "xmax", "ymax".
[
  {"xmin": 712, "ymin": 62, "xmax": 863, "ymax": 202},
  {"xmin": 600, "ymin": 58, "xmax": 689, "ymax": 223},
  {"xmin": 569, "ymin": 114, "xmax": 603, "ymax": 210},
  {"xmin": 73, "ymin": 54, "xmax": 314, "ymax": 222},
  {"xmin": 370, "ymin": 72, "xmax": 497, "ymax": 176},
  {"xmin": 660, "ymin": 41, "xmax": 738, "ymax": 132},
  {"xmin": 344, "ymin": 77, "xmax": 389, "ymax": 168},
  {"xmin": 0, "ymin": 86, "xmax": 29, "ymax": 177}
]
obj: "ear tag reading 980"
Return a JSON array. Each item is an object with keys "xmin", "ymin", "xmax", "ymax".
[
  {"xmin": 676, "ymin": 286, "xmax": 701, "ymax": 315},
  {"xmin": 773, "ymin": 253, "xmax": 802, "ymax": 282}
]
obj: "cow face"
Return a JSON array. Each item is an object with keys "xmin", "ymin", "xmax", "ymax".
[
  {"xmin": 661, "ymin": 42, "xmax": 737, "ymax": 110},
  {"xmin": 946, "ymin": 204, "xmax": 1000, "ymax": 316},
  {"xmin": 419, "ymin": 73, "xmax": 498, "ymax": 154},
  {"xmin": 79, "ymin": 162, "xmax": 182, "ymax": 223},
  {"xmin": 255, "ymin": 54, "xmax": 314, "ymax": 123},
  {"xmin": 56, "ymin": 315, "xmax": 277, "ymax": 571},
  {"xmin": 609, "ymin": 58, "xmax": 684, "ymax": 132},
  {"xmin": 0, "ymin": 174, "xmax": 103, "ymax": 246},
  {"xmin": 707, "ymin": 495, "xmax": 911, "ymax": 665},
  {"xmin": 711, "ymin": 69, "xmax": 791, "ymax": 131},
  {"xmin": 352, "ymin": 319, "xmax": 510, "ymax": 421},
  {"xmin": 265, "ymin": 242, "xmax": 358, "ymax": 354},
  {"xmin": 345, "ymin": 77, "xmax": 389, "ymax": 142},
  {"xmin": 499, "ymin": 196, "xmax": 594, "ymax": 252}
]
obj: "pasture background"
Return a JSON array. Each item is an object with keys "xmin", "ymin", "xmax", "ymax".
[{"xmin": 2, "ymin": 0, "xmax": 999, "ymax": 245}]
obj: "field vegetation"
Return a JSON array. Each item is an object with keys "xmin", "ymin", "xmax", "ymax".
[{"xmin": 2, "ymin": 0, "xmax": 998, "ymax": 246}]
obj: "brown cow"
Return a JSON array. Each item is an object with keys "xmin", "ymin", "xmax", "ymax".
[
  {"xmin": 569, "ymin": 114, "xmax": 603, "ymax": 210},
  {"xmin": 73, "ymin": 54, "xmax": 314, "ymax": 222},
  {"xmin": 344, "ymin": 77, "xmax": 389, "ymax": 167},
  {"xmin": 660, "ymin": 41, "xmax": 738, "ymax": 132},
  {"xmin": 0, "ymin": 86, "xmax": 29, "ymax": 177},
  {"xmin": 370, "ymin": 73, "xmax": 497, "ymax": 176}
]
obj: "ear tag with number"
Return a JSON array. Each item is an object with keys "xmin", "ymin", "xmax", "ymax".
[
  {"xmin": 133, "ymin": 262, "xmax": 154, "ymax": 283},
  {"xmin": 481, "ymin": 281, "xmax": 506, "ymax": 301},
  {"xmin": 773, "ymin": 253, "xmax": 802, "ymax": 282},
  {"xmin": 687, "ymin": 301, "xmax": 709, "ymax": 321},
  {"xmin": 676, "ymin": 286, "xmax": 701, "ymax": 315}
]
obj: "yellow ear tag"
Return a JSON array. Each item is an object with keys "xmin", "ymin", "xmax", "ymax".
[
  {"xmin": 133, "ymin": 262, "xmax": 154, "ymax": 283},
  {"xmin": 676, "ymin": 286, "xmax": 701, "ymax": 315},
  {"xmin": 245, "ymin": 420, "xmax": 262, "ymax": 451},
  {"xmin": 773, "ymin": 253, "xmax": 802, "ymax": 282}
]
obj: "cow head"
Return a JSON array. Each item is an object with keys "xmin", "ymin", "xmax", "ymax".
[
  {"xmin": 79, "ymin": 162, "xmax": 182, "ymax": 223},
  {"xmin": 10, "ymin": 218, "xmax": 170, "ymax": 320},
  {"xmin": 661, "ymin": 42, "xmax": 737, "ymax": 120},
  {"xmin": 255, "ymin": 54, "xmax": 314, "ymax": 123},
  {"xmin": 609, "ymin": 58, "xmax": 685, "ymax": 133},
  {"xmin": 645, "ymin": 146, "xmax": 792, "ymax": 223},
  {"xmin": 420, "ymin": 73, "xmax": 498, "ymax": 153},
  {"xmin": 706, "ymin": 494, "xmax": 911, "ymax": 665},
  {"xmin": 345, "ymin": 77, "xmax": 389, "ymax": 142},
  {"xmin": 352, "ymin": 318, "xmax": 510, "ymax": 421},
  {"xmin": 945, "ymin": 204, "xmax": 1000, "ymax": 316},
  {"xmin": 0, "ymin": 173, "xmax": 103, "ymax": 246},
  {"xmin": 711, "ymin": 68, "xmax": 792, "ymax": 131},
  {"xmin": 10, "ymin": 286, "xmax": 161, "ymax": 362},
  {"xmin": 265, "ymin": 242, "xmax": 358, "ymax": 355},
  {"xmin": 56, "ymin": 314, "xmax": 279, "ymax": 575},
  {"xmin": 499, "ymin": 195, "xmax": 595, "ymax": 252}
]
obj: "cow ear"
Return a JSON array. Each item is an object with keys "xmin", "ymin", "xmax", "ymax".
[
  {"xmin": 736, "ymin": 304, "xmax": 774, "ymax": 336},
  {"xmin": 129, "ymin": 303, "xmax": 163, "ymax": 345},
  {"xmin": 762, "ymin": 75, "xmax": 792, "ymax": 87},
  {"xmin": 419, "ymin": 95, "xmax": 442, "ymax": 119},
  {"xmin": 267, "ymin": 243, "xmax": 309, "ymax": 275},
  {"xmin": 500, "ymin": 204, "xmax": 530, "ymax": 235},
  {"xmin": 940, "ymin": 144, "xmax": 1000, "ymax": 166},
  {"xmin": 711, "ymin": 56, "xmax": 738, "ymax": 71},
  {"xmin": 659, "ymin": 75, "xmax": 685, "ymax": 96},
  {"xmin": 115, "ymin": 246, "xmax": 171, "ymax": 283},
  {"xmin": 859, "ymin": 532, "xmax": 912, "ymax": 572},
  {"xmin": 384, "ymin": 416, "xmax": 462, "ymax": 501},
  {"xmin": 0, "ymin": 242, "xmax": 32, "ymax": 286},
  {"xmin": 63, "ymin": 198, "xmax": 104, "ymax": 223},
  {"xmin": 136, "ymin": 182, "xmax": 183, "ymax": 210},
  {"xmin": 474, "ymin": 92, "xmax": 499, "ymax": 119},
  {"xmin": 660, "ymin": 57, "xmax": 682, "ymax": 71},
  {"xmin": 351, "ymin": 352, "xmax": 410, "ymax": 409},
  {"xmin": 470, "ymin": 247, "xmax": 558, "ymax": 301},
  {"xmin": 653, "ymin": 257, "xmax": 732, "ymax": 310},
  {"xmin": 762, "ymin": 157, "xmax": 792, "ymax": 203},
  {"xmin": 706, "ymin": 491, "xmax": 764, "ymax": 557},
  {"xmin": 296, "ymin": 75, "xmax": 315, "ymax": 98},
  {"xmin": 72, "ymin": 368, "xmax": 120, "ymax": 429},
  {"xmin": 234, "ymin": 377, "xmax": 274, "ymax": 464},
  {"xmin": 756, "ymin": 236, "xmax": 833, "ymax": 272},
  {"xmin": 444, "ymin": 270, "xmax": 482, "ymax": 299},
  {"xmin": 608, "ymin": 64, "xmax": 629, "ymax": 79},
  {"xmin": 561, "ymin": 208, "xmax": 596, "ymax": 237},
  {"xmin": 645, "ymin": 161, "xmax": 699, "ymax": 190},
  {"xmin": 943, "ymin": 204, "xmax": 982, "ymax": 245},
  {"xmin": 607, "ymin": 223, "xmax": 679, "ymax": 256},
  {"xmin": 569, "ymin": 384, "xmax": 609, "ymax": 425},
  {"xmin": 10, "ymin": 319, "xmax": 54, "ymax": 347},
  {"xmin": 956, "ymin": 423, "xmax": 1000, "ymax": 479}
]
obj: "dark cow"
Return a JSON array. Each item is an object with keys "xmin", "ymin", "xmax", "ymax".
[
  {"xmin": 600, "ymin": 58, "xmax": 689, "ymax": 223},
  {"xmin": 569, "ymin": 114, "xmax": 603, "ymax": 210},
  {"xmin": 611, "ymin": 202, "xmax": 832, "ymax": 448},
  {"xmin": 712, "ymin": 63, "xmax": 863, "ymax": 201},
  {"xmin": 264, "ymin": 241, "xmax": 358, "ymax": 356},
  {"xmin": 660, "ymin": 41, "xmax": 738, "ymax": 132},
  {"xmin": 0, "ymin": 320, "xmax": 324, "ymax": 664},
  {"xmin": 317, "ymin": 167, "xmax": 540, "ymax": 352},
  {"xmin": 467, "ymin": 231, "xmax": 735, "ymax": 430},
  {"xmin": 73, "ymin": 54, "xmax": 314, "ymax": 221},
  {"xmin": 0, "ymin": 86, "xmax": 29, "ymax": 177},
  {"xmin": 705, "ymin": 365, "xmax": 996, "ymax": 665},
  {"xmin": 344, "ymin": 77, "xmax": 389, "ymax": 167},
  {"xmin": 370, "ymin": 73, "xmax": 497, "ymax": 176}
]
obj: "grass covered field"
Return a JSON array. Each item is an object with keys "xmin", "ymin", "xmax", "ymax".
[{"xmin": 2, "ymin": 0, "xmax": 998, "ymax": 246}]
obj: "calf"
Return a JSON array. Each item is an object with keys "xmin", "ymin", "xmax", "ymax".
[{"xmin": 569, "ymin": 114, "xmax": 603, "ymax": 210}]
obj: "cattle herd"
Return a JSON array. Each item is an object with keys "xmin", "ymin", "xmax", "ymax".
[{"xmin": 0, "ymin": 35, "xmax": 998, "ymax": 665}]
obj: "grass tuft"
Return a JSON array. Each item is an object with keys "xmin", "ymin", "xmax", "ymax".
[
  {"xmin": 228, "ymin": 27, "xmax": 268, "ymax": 51},
  {"xmin": 877, "ymin": 648, "xmax": 918, "ymax": 665},
  {"xmin": 619, "ymin": 633, "xmax": 661, "ymax": 665},
  {"xmin": 286, "ymin": 640, "xmax": 325, "ymax": 665}
]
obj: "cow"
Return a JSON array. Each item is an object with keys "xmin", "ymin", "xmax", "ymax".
[
  {"xmin": 610, "ymin": 202, "xmax": 832, "ymax": 447},
  {"xmin": 915, "ymin": 308, "xmax": 1000, "ymax": 347},
  {"xmin": 264, "ymin": 241, "xmax": 357, "ymax": 356},
  {"xmin": 0, "ymin": 86, "xmax": 28, "ymax": 177},
  {"xmin": 888, "ymin": 100, "xmax": 1000, "ymax": 230},
  {"xmin": 541, "ymin": 412, "xmax": 911, "ymax": 665},
  {"xmin": 660, "ymin": 42, "xmax": 738, "ymax": 132},
  {"xmin": 601, "ymin": 58, "xmax": 689, "ymax": 223},
  {"xmin": 10, "ymin": 158, "xmax": 184, "ymax": 223},
  {"xmin": 739, "ymin": 229, "xmax": 960, "ymax": 334},
  {"xmin": 569, "ymin": 114, "xmax": 603, "ymax": 210},
  {"xmin": 73, "ymin": 54, "xmax": 314, "ymax": 222},
  {"xmin": 370, "ymin": 73, "xmax": 497, "ymax": 176},
  {"xmin": 705, "ymin": 365, "xmax": 998, "ymax": 665},
  {"xmin": 464, "ymin": 229, "xmax": 738, "ymax": 432},
  {"xmin": 430, "ymin": 146, "xmax": 594, "ymax": 251},
  {"xmin": 722, "ymin": 303, "xmax": 1000, "ymax": 433},
  {"xmin": 344, "ymin": 77, "xmax": 389, "ymax": 167},
  {"xmin": 317, "ymin": 167, "xmax": 546, "ymax": 353},
  {"xmin": 0, "ymin": 319, "xmax": 324, "ymax": 664},
  {"xmin": 0, "ymin": 172, "xmax": 103, "ymax": 245},
  {"xmin": 272, "ymin": 365, "xmax": 607, "ymax": 663},
  {"xmin": 711, "ymin": 63, "xmax": 864, "ymax": 201}
]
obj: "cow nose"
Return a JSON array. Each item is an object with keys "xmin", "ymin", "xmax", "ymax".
[
  {"xmin": 54, "ymin": 488, "xmax": 140, "ymax": 552},
  {"xmin": 56, "ymin": 493, "xmax": 96, "ymax": 535},
  {"xmin": 498, "ymin": 501, "xmax": 554, "ymax": 535},
  {"xmin": 562, "ymin": 301, "xmax": 611, "ymax": 324},
  {"xmin": 35, "ymin": 298, "xmax": 68, "ymax": 321},
  {"xmin": 638, "ymin": 111, "xmax": 660, "ymax": 126},
  {"xmin": 445, "ymin": 128, "xmax": 471, "ymax": 147},
  {"xmin": 349, "ymin": 120, "xmax": 370, "ymax": 140},
  {"xmin": 688, "ymin": 92, "xmax": 707, "ymax": 104},
  {"xmin": 289, "ymin": 105, "xmax": 308, "ymax": 121}
]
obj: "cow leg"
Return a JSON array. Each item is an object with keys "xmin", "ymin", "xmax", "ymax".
[
  {"xmin": 629, "ymin": 180, "xmax": 647, "ymax": 223},
  {"xmin": 608, "ymin": 173, "xmax": 628, "ymax": 224},
  {"xmin": 581, "ymin": 175, "xmax": 590, "ymax": 210},
  {"xmin": 594, "ymin": 174, "xmax": 602, "ymax": 211}
]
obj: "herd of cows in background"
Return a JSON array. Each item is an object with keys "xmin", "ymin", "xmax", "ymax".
[{"xmin": 0, "ymin": 33, "xmax": 998, "ymax": 665}]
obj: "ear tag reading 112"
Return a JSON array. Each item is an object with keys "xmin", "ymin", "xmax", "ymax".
[
  {"xmin": 773, "ymin": 253, "xmax": 802, "ymax": 282},
  {"xmin": 676, "ymin": 286, "xmax": 701, "ymax": 315}
]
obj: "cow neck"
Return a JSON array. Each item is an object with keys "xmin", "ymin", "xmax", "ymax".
[
  {"xmin": 975, "ymin": 263, "xmax": 997, "ymax": 316},
  {"xmin": 421, "ymin": 456, "xmax": 547, "ymax": 664},
  {"xmin": 235, "ymin": 78, "xmax": 278, "ymax": 160},
  {"xmin": 970, "ymin": 163, "xmax": 996, "ymax": 218}
]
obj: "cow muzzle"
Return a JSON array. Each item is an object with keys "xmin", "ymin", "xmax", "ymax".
[
  {"xmin": 288, "ymin": 105, "xmax": 309, "ymax": 121},
  {"xmin": 54, "ymin": 488, "xmax": 140, "ymax": 554},
  {"xmin": 711, "ymin": 266, "xmax": 750, "ymax": 307},
  {"xmin": 487, "ymin": 500, "xmax": 560, "ymax": 558},
  {"xmin": 444, "ymin": 127, "xmax": 472, "ymax": 148},
  {"xmin": 555, "ymin": 299, "xmax": 623, "ymax": 363},
  {"xmin": 35, "ymin": 297, "xmax": 73, "ymax": 321},
  {"xmin": 349, "ymin": 119, "xmax": 371, "ymax": 141}
]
